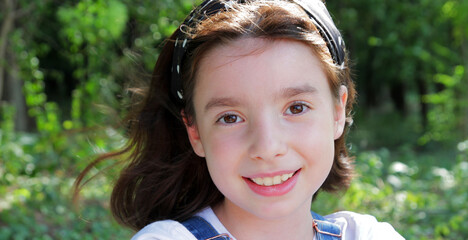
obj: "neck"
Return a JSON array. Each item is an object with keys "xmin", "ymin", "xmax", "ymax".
[{"xmin": 213, "ymin": 200, "xmax": 314, "ymax": 240}]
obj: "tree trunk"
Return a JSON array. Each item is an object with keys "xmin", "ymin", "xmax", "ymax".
[
  {"xmin": 5, "ymin": 48, "xmax": 32, "ymax": 131},
  {"xmin": 1, "ymin": 0, "xmax": 35, "ymax": 132},
  {"xmin": 416, "ymin": 73, "xmax": 428, "ymax": 129},
  {"xmin": 460, "ymin": 36, "xmax": 468, "ymax": 138},
  {"xmin": 0, "ymin": 0, "xmax": 15, "ymax": 101},
  {"xmin": 390, "ymin": 81, "xmax": 406, "ymax": 115},
  {"xmin": 364, "ymin": 48, "xmax": 378, "ymax": 107}
]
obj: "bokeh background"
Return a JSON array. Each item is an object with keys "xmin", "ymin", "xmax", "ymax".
[{"xmin": 1, "ymin": 0, "xmax": 467, "ymax": 239}]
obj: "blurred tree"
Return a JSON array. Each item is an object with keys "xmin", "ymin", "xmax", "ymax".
[
  {"xmin": 0, "ymin": 0, "xmax": 41, "ymax": 131},
  {"xmin": 328, "ymin": 0, "xmax": 466, "ymax": 142}
]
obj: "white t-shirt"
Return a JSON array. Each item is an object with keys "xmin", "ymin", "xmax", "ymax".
[{"xmin": 131, "ymin": 207, "xmax": 405, "ymax": 240}]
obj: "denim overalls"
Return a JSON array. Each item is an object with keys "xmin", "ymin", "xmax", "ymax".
[{"xmin": 181, "ymin": 211, "xmax": 342, "ymax": 240}]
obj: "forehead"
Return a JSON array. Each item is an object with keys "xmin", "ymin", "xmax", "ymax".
[
  {"xmin": 193, "ymin": 38, "xmax": 332, "ymax": 107},
  {"xmin": 199, "ymin": 38, "xmax": 298, "ymax": 70}
]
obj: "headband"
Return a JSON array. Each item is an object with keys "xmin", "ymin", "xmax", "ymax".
[{"xmin": 171, "ymin": 0, "xmax": 345, "ymax": 101}]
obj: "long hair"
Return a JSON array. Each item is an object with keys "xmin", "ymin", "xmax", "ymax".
[{"xmin": 74, "ymin": 0, "xmax": 356, "ymax": 231}]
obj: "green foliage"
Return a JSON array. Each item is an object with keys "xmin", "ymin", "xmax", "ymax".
[
  {"xmin": 420, "ymin": 66, "xmax": 467, "ymax": 145},
  {"xmin": 0, "ymin": 173, "xmax": 132, "ymax": 239},
  {"xmin": 55, "ymin": 0, "xmax": 129, "ymax": 127},
  {"xmin": 1, "ymin": 0, "xmax": 196, "ymax": 239},
  {"xmin": 57, "ymin": 0, "xmax": 128, "ymax": 45},
  {"xmin": 328, "ymin": 0, "xmax": 467, "ymax": 147},
  {"xmin": 314, "ymin": 146, "xmax": 468, "ymax": 239},
  {"xmin": 0, "ymin": 101, "xmax": 128, "ymax": 238}
]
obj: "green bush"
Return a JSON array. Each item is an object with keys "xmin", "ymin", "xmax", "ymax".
[{"xmin": 314, "ymin": 146, "xmax": 468, "ymax": 239}]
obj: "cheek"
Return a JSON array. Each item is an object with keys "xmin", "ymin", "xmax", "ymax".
[
  {"xmin": 202, "ymin": 132, "xmax": 246, "ymax": 198},
  {"xmin": 202, "ymin": 129, "xmax": 245, "ymax": 173},
  {"xmin": 297, "ymin": 124, "xmax": 335, "ymax": 189},
  {"xmin": 294, "ymin": 119, "xmax": 336, "ymax": 160}
]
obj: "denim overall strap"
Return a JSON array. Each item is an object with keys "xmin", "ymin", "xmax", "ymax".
[
  {"xmin": 181, "ymin": 216, "xmax": 230, "ymax": 240},
  {"xmin": 311, "ymin": 211, "xmax": 342, "ymax": 240}
]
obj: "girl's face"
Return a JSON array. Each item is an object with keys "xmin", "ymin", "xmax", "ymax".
[{"xmin": 185, "ymin": 38, "xmax": 347, "ymax": 220}]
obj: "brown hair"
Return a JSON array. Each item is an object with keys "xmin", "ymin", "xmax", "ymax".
[{"xmin": 74, "ymin": 0, "xmax": 355, "ymax": 231}]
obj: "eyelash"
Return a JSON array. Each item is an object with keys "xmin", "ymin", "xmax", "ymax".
[
  {"xmin": 215, "ymin": 102, "xmax": 311, "ymax": 125},
  {"xmin": 285, "ymin": 101, "xmax": 311, "ymax": 115},
  {"xmin": 216, "ymin": 112, "xmax": 244, "ymax": 125}
]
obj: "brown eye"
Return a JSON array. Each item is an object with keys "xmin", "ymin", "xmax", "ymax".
[
  {"xmin": 289, "ymin": 104, "xmax": 304, "ymax": 114},
  {"xmin": 223, "ymin": 115, "xmax": 238, "ymax": 123},
  {"xmin": 218, "ymin": 114, "xmax": 242, "ymax": 124}
]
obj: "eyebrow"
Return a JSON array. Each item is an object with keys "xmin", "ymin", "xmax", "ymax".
[
  {"xmin": 203, "ymin": 85, "xmax": 318, "ymax": 113},
  {"xmin": 278, "ymin": 85, "xmax": 318, "ymax": 99},
  {"xmin": 204, "ymin": 97, "xmax": 242, "ymax": 113}
]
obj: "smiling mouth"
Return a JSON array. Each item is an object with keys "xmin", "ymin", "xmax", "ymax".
[{"xmin": 249, "ymin": 170, "xmax": 299, "ymax": 186}]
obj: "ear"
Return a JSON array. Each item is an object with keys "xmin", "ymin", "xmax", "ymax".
[
  {"xmin": 334, "ymin": 85, "xmax": 348, "ymax": 140},
  {"xmin": 182, "ymin": 112, "xmax": 206, "ymax": 157}
]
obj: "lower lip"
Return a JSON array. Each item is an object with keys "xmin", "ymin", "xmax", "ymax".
[{"xmin": 243, "ymin": 169, "xmax": 300, "ymax": 197}]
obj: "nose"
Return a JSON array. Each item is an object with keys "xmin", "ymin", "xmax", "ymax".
[{"xmin": 247, "ymin": 116, "xmax": 288, "ymax": 161}]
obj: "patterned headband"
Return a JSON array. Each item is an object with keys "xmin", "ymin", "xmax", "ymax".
[{"xmin": 170, "ymin": 0, "xmax": 346, "ymax": 101}]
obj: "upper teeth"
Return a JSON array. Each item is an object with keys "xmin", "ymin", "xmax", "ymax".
[{"xmin": 251, "ymin": 173, "xmax": 294, "ymax": 186}]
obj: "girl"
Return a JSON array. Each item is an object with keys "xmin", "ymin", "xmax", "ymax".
[{"xmin": 76, "ymin": 0, "xmax": 404, "ymax": 239}]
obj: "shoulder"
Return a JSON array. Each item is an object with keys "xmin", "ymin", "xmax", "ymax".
[
  {"xmin": 324, "ymin": 211, "xmax": 405, "ymax": 240},
  {"xmin": 195, "ymin": 207, "xmax": 232, "ymax": 236},
  {"xmin": 131, "ymin": 219, "xmax": 196, "ymax": 240}
]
